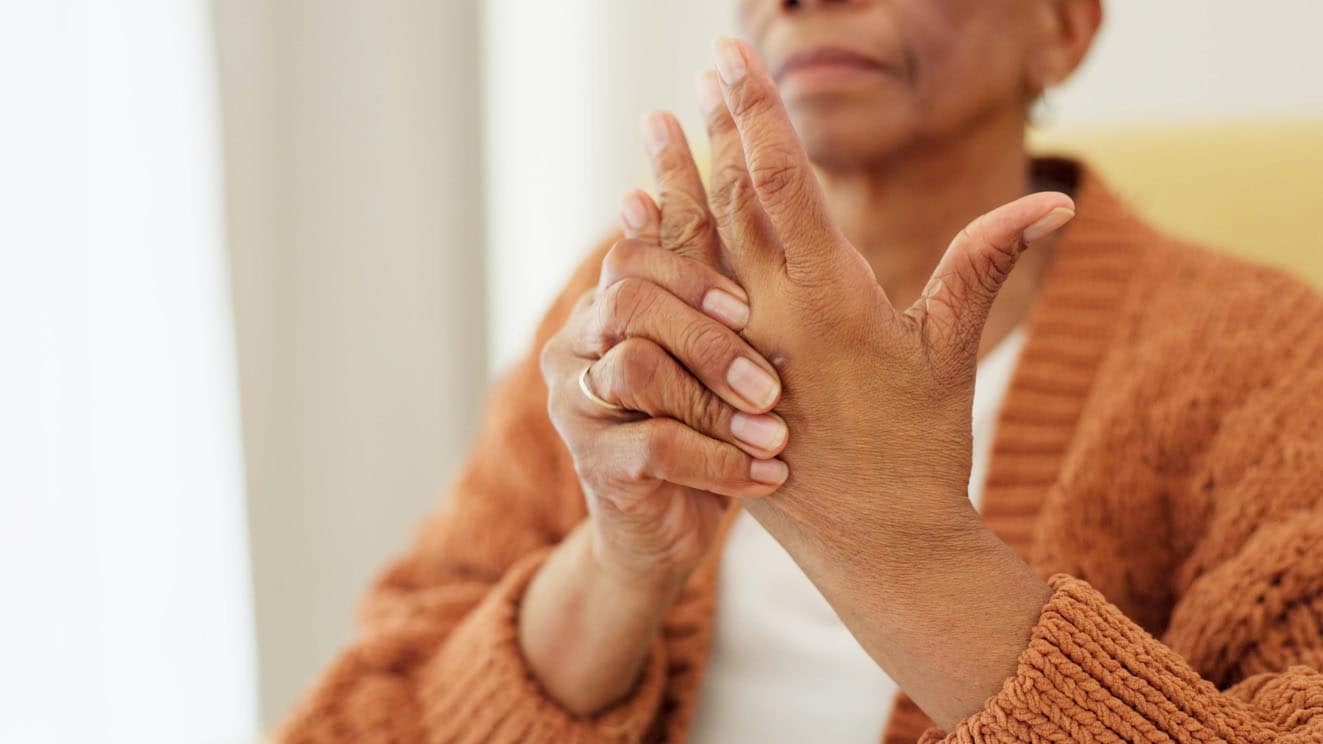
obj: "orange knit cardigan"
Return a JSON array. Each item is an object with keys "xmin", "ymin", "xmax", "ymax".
[{"xmin": 280, "ymin": 160, "xmax": 1323, "ymax": 743}]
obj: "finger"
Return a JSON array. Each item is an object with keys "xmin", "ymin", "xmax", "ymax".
[
  {"xmin": 598, "ymin": 238, "xmax": 750, "ymax": 329},
  {"xmin": 909, "ymin": 192, "xmax": 1076, "ymax": 363},
  {"xmin": 642, "ymin": 111, "xmax": 719, "ymax": 264},
  {"xmin": 538, "ymin": 291, "xmax": 597, "ymax": 387},
  {"xmin": 712, "ymin": 36, "xmax": 838, "ymax": 269},
  {"xmin": 578, "ymin": 277, "xmax": 781, "ymax": 413},
  {"xmin": 610, "ymin": 417, "xmax": 789, "ymax": 499},
  {"xmin": 588, "ymin": 337, "xmax": 789, "ymax": 458},
  {"xmin": 696, "ymin": 67, "xmax": 781, "ymax": 281},
  {"xmin": 619, "ymin": 189, "xmax": 661, "ymax": 243},
  {"xmin": 570, "ymin": 357, "xmax": 639, "ymax": 422},
  {"xmin": 540, "ymin": 304, "xmax": 642, "ymax": 453}
]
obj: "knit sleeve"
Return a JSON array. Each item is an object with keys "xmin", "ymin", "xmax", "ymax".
[
  {"xmin": 277, "ymin": 238, "xmax": 676, "ymax": 743},
  {"xmin": 920, "ymin": 573, "xmax": 1323, "ymax": 743},
  {"xmin": 924, "ymin": 276, "xmax": 1323, "ymax": 743}
]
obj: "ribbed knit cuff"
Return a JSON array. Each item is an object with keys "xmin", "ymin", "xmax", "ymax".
[
  {"xmin": 417, "ymin": 548, "xmax": 669, "ymax": 743},
  {"xmin": 923, "ymin": 574, "xmax": 1248, "ymax": 743}
]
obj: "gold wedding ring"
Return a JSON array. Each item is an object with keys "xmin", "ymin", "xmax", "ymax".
[{"xmin": 578, "ymin": 364, "xmax": 626, "ymax": 412}]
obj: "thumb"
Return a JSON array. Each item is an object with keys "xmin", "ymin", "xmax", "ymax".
[{"xmin": 909, "ymin": 192, "xmax": 1075, "ymax": 362}]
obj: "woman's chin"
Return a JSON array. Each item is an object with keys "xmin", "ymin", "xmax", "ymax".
[{"xmin": 791, "ymin": 106, "xmax": 915, "ymax": 171}]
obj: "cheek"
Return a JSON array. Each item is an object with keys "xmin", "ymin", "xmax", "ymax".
[{"xmin": 907, "ymin": 5, "xmax": 1031, "ymax": 131}]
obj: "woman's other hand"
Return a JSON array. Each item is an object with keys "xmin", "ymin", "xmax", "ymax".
[
  {"xmin": 522, "ymin": 111, "xmax": 787, "ymax": 716},
  {"xmin": 693, "ymin": 38, "xmax": 1074, "ymax": 726},
  {"xmin": 540, "ymin": 113, "xmax": 791, "ymax": 589}
]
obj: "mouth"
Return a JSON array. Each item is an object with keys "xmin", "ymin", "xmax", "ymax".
[{"xmin": 772, "ymin": 46, "xmax": 894, "ymax": 88}]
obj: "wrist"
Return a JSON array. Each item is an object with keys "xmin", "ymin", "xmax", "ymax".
[
  {"xmin": 584, "ymin": 525, "xmax": 689, "ymax": 609},
  {"xmin": 863, "ymin": 493, "xmax": 987, "ymax": 567},
  {"xmin": 520, "ymin": 524, "xmax": 677, "ymax": 717},
  {"xmin": 750, "ymin": 481, "xmax": 985, "ymax": 578},
  {"xmin": 839, "ymin": 495, "xmax": 992, "ymax": 588}
]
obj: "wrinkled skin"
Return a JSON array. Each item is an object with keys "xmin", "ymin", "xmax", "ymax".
[{"xmin": 522, "ymin": 0, "xmax": 1098, "ymax": 721}]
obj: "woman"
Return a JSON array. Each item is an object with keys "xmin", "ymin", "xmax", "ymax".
[{"xmin": 282, "ymin": 2, "xmax": 1323, "ymax": 742}]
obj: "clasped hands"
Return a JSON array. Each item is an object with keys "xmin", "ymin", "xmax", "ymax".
[{"xmin": 540, "ymin": 37, "xmax": 1074, "ymax": 727}]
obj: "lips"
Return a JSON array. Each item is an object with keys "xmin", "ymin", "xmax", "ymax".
[{"xmin": 772, "ymin": 46, "xmax": 891, "ymax": 84}]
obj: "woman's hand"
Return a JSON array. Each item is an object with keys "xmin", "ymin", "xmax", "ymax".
[
  {"xmin": 539, "ymin": 241, "xmax": 787, "ymax": 586},
  {"xmin": 540, "ymin": 112, "xmax": 791, "ymax": 590},
  {"xmin": 522, "ymin": 111, "xmax": 789, "ymax": 716},
  {"xmin": 695, "ymin": 44, "xmax": 1074, "ymax": 543},
  {"xmin": 685, "ymin": 38, "xmax": 1075, "ymax": 727}
]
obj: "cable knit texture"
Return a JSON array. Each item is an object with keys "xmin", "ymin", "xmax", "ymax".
[{"xmin": 279, "ymin": 159, "xmax": 1323, "ymax": 743}]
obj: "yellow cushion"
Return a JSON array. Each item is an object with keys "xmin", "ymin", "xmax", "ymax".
[{"xmin": 1031, "ymin": 119, "xmax": 1323, "ymax": 287}]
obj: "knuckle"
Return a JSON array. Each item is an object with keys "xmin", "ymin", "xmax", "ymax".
[
  {"xmin": 691, "ymin": 388, "xmax": 729, "ymax": 437},
  {"xmin": 683, "ymin": 320, "xmax": 736, "ymax": 372},
  {"xmin": 708, "ymin": 164, "xmax": 758, "ymax": 225},
  {"xmin": 599, "ymin": 277, "xmax": 656, "ymax": 337},
  {"xmin": 967, "ymin": 216, "xmax": 1020, "ymax": 262},
  {"xmin": 661, "ymin": 192, "xmax": 714, "ymax": 250},
  {"xmin": 705, "ymin": 104, "xmax": 738, "ymax": 136},
  {"xmin": 640, "ymin": 420, "xmax": 680, "ymax": 475},
  {"xmin": 564, "ymin": 289, "xmax": 608, "ymax": 356},
  {"xmin": 614, "ymin": 340, "xmax": 665, "ymax": 397},
  {"xmin": 748, "ymin": 150, "xmax": 803, "ymax": 202},
  {"xmin": 706, "ymin": 442, "xmax": 746, "ymax": 482},
  {"xmin": 544, "ymin": 383, "xmax": 580, "ymax": 452},
  {"xmin": 955, "ymin": 237, "xmax": 1004, "ymax": 297},
  {"xmin": 601, "ymin": 239, "xmax": 645, "ymax": 281},
  {"xmin": 961, "ymin": 220, "xmax": 1019, "ymax": 280},
  {"xmin": 727, "ymin": 83, "xmax": 775, "ymax": 121}
]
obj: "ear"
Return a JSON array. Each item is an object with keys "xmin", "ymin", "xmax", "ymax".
[{"xmin": 1028, "ymin": 0, "xmax": 1103, "ymax": 93}]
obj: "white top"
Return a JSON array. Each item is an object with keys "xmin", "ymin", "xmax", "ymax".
[{"xmin": 688, "ymin": 327, "xmax": 1029, "ymax": 743}]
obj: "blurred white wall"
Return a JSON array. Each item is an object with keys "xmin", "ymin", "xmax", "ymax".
[
  {"xmin": 2, "ymin": 2, "xmax": 255, "ymax": 742},
  {"xmin": 214, "ymin": 0, "xmax": 486, "ymax": 727},
  {"xmin": 1052, "ymin": 0, "xmax": 1323, "ymax": 125},
  {"xmin": 483, "ymin": 0, "xmax": 734, "ymax": 371}
]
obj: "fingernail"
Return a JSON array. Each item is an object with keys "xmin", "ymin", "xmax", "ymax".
[
  {"xmin": 713, "ymin": 36, "xmax": 747, "ymax": 85},
  {"xmin": 642, "ymin": 112, "xmax": 669, "ymax": 156},
  {"xmin": 731, "ymin": 413, "xmax": 787, "ymax": 451},
  {"xmin": 619, "ymin": 192, "xmax": 647, "ymax": 232},
  {"xmin": 702, "ymin": 288, "xmax": 749, "ymax": 328},
  {"xmin": 696, "ymin": 69, "xmax": 724, "ymax": 116},
  {"xmin": 727, "ymin": 357, "xmax": 779, "ymax": 410},
  {"xmin": 750, "ymin": 458, "xmax": 789, "ymax": 485},
  {"xmin": 1022, "ymin": 207, "xmax": 1076, "ymax": 244}
]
